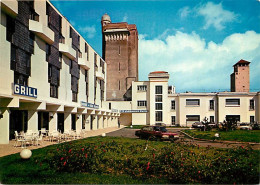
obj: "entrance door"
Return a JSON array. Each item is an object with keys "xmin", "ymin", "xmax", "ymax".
[
  {"xmin": 57, "ymin": 113, "xmax": 64, "ymax": 133},
  {"xmin": 226, "ymin": 115, "xmax": 240, "ymax": 123},
  {"xmin": 9, "ymin": 110, "xmax": 28, "ymax": 139},
  {"xmin": 38, "ymin": 112, "xmax": 49, "ymax": 130},
  {"xmin": 71, "ymin": 114, "xmax": 76, "ymax": 130}
]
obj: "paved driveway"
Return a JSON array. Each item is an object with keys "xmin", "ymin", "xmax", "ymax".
[{"xmin": 106, "ymin": 128, "xmax": 260, "ymax": 150}]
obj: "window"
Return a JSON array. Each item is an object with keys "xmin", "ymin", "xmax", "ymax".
[
  {"xmin": 250, "ymin": 116, "xmax": 255, "ymax": 124},
  {"xmin": 6, "ymin": 15, "xmax": 15, "ymax": 42},
  {"xmin": 118, "ymin": 62, "xmax": 120, "ymax": 72},
  {"xmin": 155, "ymin": 86, "xmax": 162, "ymax": 94},
  {"xmin": 109, "ymin": 103, "xmax": 111, "ymax": 110},
  {"xmin": 155, "ymin": 103, "xmax": 162, "ymax": 110},
  {"xmin": 29, "ymin": 32, "xmax": 34, "ymax": 54},
  {"xmin": 118, "ymin": 80, "xmax": 120, "ymax": 90},
  {"xmin": 210, "ymin": 116, "xmax": 214, "ymax": 123},
  {"xmin": 137, "ymin": 85, "xmax": 147, "ymax": 92},
  {"xmin": 72, "ymin": 92, "xmax": 77, "ymax": 102},
  {"xmin": 59, "ymin": 34, "xmax": 65, "ymax": 44},
  {"xmin": 85, "ymin": 43, "xmax": 89, "ymax": 60},
  {"xmin": 82, "ymin": 115, "xmax": 85, "ymax": 129},
  {"xmin": 226, "ymin": 115, "xmax": 240, "ymax": 122},
  {"xmin": 85, "ymin": 70, "xmax": 89, "ymax": 100},
  {"xmin": 14, "ymin": 72, "xmax": 28, "ymax": 86},
  {"xmin": 186, "ymin": 99, "xmax": 200, "ymax": 106},
  {"xmin": 155, "ymin": 95, "xmax": 162, "ymax": 102},
  {"xmin": 48, "ymin": 64, "xmax": 52, "ymax": 83},
  {"xmin": 10, "ymin": 45, "xmax": 17, "ymax": 70},
  {"xmin": 250, "ymin": 99, "xmax": 254, "ymax": 110},
  {"xmin": 137, "ymin": 101, "xmax": 147, "ymax": 107},
  {"xmin": 101, "ymin": 80, "xmax": 105, "ymax": 101},
  {"xmin": 59, "ymin": 52, "xmax": 62, "ymax": 63},
  {"xmin": 78, "ymin": 50, "xmax": 82, "ymax": 58},
  {"xmin": 94, "ymin": 53, "xmax": 98, "ymax": 68},
  {"xmin": 118, "ymin": 45, "xmax": 121, "ymax": 55},
  {"xmin": 155, "ymin": 111, "xmax": 163, "ymax": 122},
  {"xmin": 186, "ymin": 115, "xmax": 200, "ymax": 123},
  {"xmin": 171, "ymin": 100, "xmax": 175, "ymax": 110},
  {"xmin": 209, "ymin": 100, "xmax": 214, "ymax": 110},
  {"xmin": 69, "ymin": 27, "xmax": 73, "ymax": 38},
  {"xmin": 50, "ymin": 84, "xmax": 58, "ymax": 98},
  {"xmin": 46, "ymin": 44, "xmax": 51, "ymax": 61},
  {"xmin": 226, "ymin": 99, "xmax": 240, "ymax": 106},
  {"xmin": 171, "ymin": 116, "xmax": 176, "ymax": 125}
]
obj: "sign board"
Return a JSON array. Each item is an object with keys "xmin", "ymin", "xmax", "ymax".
[
  {"xmin": 120, "ymin": 110, "xmax": 148, "ymax": 113},
  {"xmin": 13, "ymin": 84, "xmax": 37, "ymax": 98},
  {"xmin": 81, "ymin": 101, "xmax": 99, "ymax": 109},
  {"xmin": 112, "ymin": 109, "xmax": 118, "ymax": 113}
]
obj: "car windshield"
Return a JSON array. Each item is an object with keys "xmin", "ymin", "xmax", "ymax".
[{"xmin": 159, "ymin": 127, "xmax": 167, "ymax": 132}]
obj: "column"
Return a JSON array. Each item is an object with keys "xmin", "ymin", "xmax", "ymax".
[
  {"xmin": 27, "ymin": 110, "xmax": 38, "ymax": 132},
  {"xmin": 49, "ymin": 112, "xmax": 57, "ymax": 132},
  {"xmin": 76, "ymin": 114, "xmax": 82, "ymax": 131},
  {"xmin": 64, "ymin": 113, "xmax": 71, "ymax": 131},
  {"xmin": 0, "ymin": 108, "xmax": 10, "ymax": 144}
]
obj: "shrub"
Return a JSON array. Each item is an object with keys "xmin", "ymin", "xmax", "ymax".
[{"xmin": 45, "ymin": 138, "xmax": 259, "ymax": 184}]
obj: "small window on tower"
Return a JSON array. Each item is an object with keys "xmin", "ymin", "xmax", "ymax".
[{"xmin": 119, "ymin": 46, "xmax": 121, "ymax": 55}]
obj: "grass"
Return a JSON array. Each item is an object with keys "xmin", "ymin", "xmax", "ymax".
[
  {"xmin": 184, "ymin": 129, "xmax": 260, "ymax": 143},
  {"xmin": 0, "ymin": 136, "xmax": 259, "ymax": 184}
]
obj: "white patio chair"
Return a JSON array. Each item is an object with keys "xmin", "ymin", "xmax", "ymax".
[
  {"xmin": 34, "ymin": 134, "xmax": 43, "ymax": 146},
  {"xmin": 14, "ymin": 131, "xmax": 25, "ymax": 147},
  {"xmin": 40, "ymin": 128, "xmax": 47, "ymax": 137}
]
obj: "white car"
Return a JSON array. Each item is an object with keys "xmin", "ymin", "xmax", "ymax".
[{"xmin": 237, "ymin": 123, "xmax": 252, "ymax": 130}]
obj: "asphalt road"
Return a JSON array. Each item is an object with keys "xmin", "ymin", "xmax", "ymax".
[{"xmin": 106, "ymin": 128, "xmax": 260, "ymax": 150}]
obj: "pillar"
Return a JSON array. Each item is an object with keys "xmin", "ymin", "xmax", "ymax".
[
  {"xmin": 0, "ymin": 108, "xmax": 10, "ymax": 144},
  {"xmin": 49, "ymin": 112, "xmax": 57, "ymax": 132},
  {"xmin": 27, "ymin": 110, "xmax": 38, "ymax": 132},
  {"xmin": 64, "ymin": 113, "xmax": 71, "ymax": 131}
]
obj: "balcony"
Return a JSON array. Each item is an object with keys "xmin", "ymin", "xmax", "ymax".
[
  {"xmin": 78, "ymin": 57, "xmax": 90, "ymax": 70},
  {"xmin": 29, "ymin": 19, "xmax": 54, "ymax": 45},
  {"xmin": 96, "ymin": 69, "xmax": 104, "ymax": 80},
  {"xmin": 59, "ymin": 41, "xmax": 76, "ymax": 60},
  {"xmin": 1, "ymin": 0, "xmax": 18, "ymax": 17}
]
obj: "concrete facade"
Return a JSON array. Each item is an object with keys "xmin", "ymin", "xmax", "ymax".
[
  {"xmin": 0, "ymin": 0, "xmax": 119, "ymax": 144},
  {"xmin": 111, "ymin": 71, "xmax": 259, "ymax": 127},
  {"xmin": 101, "ymin": 14, "xmax": 138, "ymax": 101}
]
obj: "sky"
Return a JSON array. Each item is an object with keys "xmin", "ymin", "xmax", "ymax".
[{"xmin": 51, "ymin": 0, "xmax": 260, "ymax": 93}]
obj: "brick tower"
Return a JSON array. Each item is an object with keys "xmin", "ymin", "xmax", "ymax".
[
  {"xmin": 230, "ymin": 59, "xmax": 250, "ymax": 92},
  {"xmin": 101, "ymin": 13, "xmax": 138, "ymax": 101}
]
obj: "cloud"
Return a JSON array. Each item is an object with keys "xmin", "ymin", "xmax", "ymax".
[
  {"xmin": 78, "ymin": 25, "xmax": 96, "ymax": 39},
  {"xmin": 139, "ymin": 31, "xmax": 260, "ymax": 92},
  {"xmin": 179, "ymin": 6, "xmax": 191, "ymax": 19},
  {"xmin": 197, "ymin": 2, "xmax": 237, "ymax": 31},
  {"xmin": 122, "ymin": 14, "xmax": 128, "ymax": 22}
]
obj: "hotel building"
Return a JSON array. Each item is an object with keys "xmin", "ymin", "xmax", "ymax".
[
  {"xmin": 0, "ymin": 1, "xmax": 259, "ymax": 145},
  {"xmin": 0, "ymin": 0, "xmax": 119, "ymax": 144},
  {"xmin": 110, "ymin": 69, "xmax": 259, "ymax": 127}
]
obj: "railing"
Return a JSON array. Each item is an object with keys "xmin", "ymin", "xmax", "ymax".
[{"xmin": 249, "ymin": 106, "xmax": 255, "ymax": 110}]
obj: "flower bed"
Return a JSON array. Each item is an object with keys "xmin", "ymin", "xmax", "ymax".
[{"xmin": 45, "ymin": 137, "xmax": 259, "ymax": 184}]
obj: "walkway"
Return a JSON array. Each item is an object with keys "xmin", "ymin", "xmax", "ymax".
[{"xmin": 0, "ymin": 126, "xmax": 123, "ymax": 157}]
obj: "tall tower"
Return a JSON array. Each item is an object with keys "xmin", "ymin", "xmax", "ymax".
[
  {"xmin": 230, "ymin": 59, "xmax": 250, "ymax": 92},
  {"xmin": 101, "ymin": 13, "xmax": 138, "ymax": 101}
]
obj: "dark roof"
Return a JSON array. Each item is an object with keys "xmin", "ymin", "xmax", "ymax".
[
  {"xmin": 234, "ymin": 59, "xmax": 250, "ymax": 66},
  {"xmin": 150, "ymin": 71, "xmax": 168, "ymax": 74}
]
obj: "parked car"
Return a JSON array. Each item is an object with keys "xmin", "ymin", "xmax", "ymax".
[
  {"xmin": 135, "ymin": 126, "xmax": 179, "ymax": 141},
  {"xmin": 237, "ymin": 123, "xmax": 252, "ymax": 130},
  {"xmin": 192, "ymin": 122, "xmax": 204, "ymax": 128}
]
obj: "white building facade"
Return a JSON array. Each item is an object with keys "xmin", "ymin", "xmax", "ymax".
[
  {"xmin": 0, "ymin": 0, "xmax": 119, "ymax": 144},
  {"xmin": 112, "ymin": 71, "xmax": 259, "ymax": 127}
]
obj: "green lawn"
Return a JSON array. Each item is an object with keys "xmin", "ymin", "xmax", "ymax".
[
  {"xmin": 184, "ymin": 129, "xmax": 260, "ymax": 143},
  {"xmin": 0, "ymin": 136, "xmax": 259, "ymax": 184}
]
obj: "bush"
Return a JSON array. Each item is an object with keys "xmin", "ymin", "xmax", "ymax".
[{"xmin": 45, "ymin": 138, "xmax": 260, "ymax": 184}]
